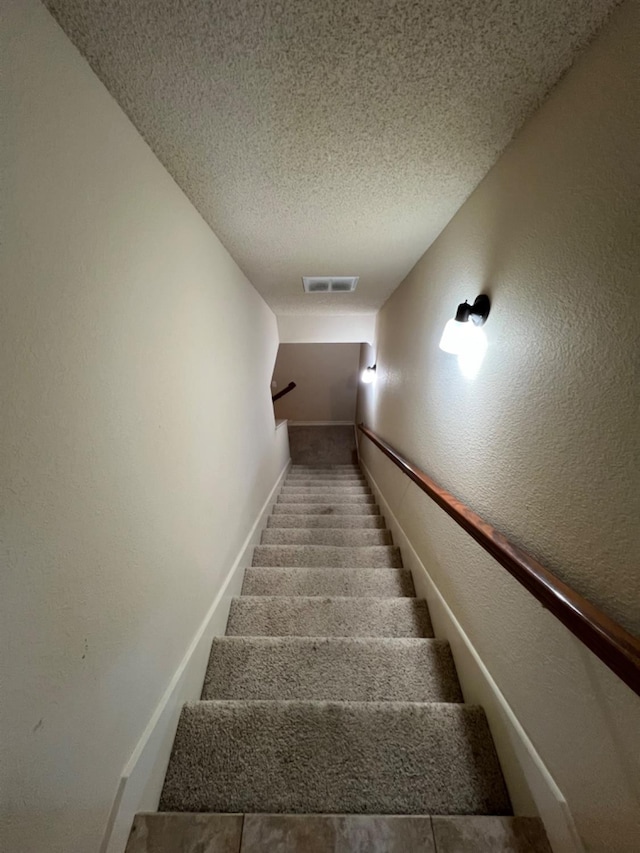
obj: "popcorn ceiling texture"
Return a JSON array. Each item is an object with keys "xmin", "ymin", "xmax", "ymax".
[{"xmin": 42, "ymin": 0, "xmax": 619, "ymax": 315}]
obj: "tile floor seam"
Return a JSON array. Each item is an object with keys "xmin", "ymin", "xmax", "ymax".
[
  {"xmin": 237, "ymin": 812, "xmax": 245, "ymax": 853},
  {"xmin": 429, "ymin": 815, "xmax": 438, "ymax": 852}
]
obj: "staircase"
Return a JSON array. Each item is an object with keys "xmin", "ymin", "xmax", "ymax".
[{"xmin": 126, "ymin": 464, "xmax": 551, "ymax": 852}]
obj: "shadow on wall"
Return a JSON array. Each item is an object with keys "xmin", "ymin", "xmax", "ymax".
[{"xmin": 271, "ymin": 343, "xmax": 361, "ymax": 423}]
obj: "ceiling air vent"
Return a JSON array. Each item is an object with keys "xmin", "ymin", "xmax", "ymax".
[{"xmin": 302, "ymin": 276, "xmax": 359, "ymax": 294}]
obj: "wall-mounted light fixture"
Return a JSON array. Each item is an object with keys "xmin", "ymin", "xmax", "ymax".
[
  {"xmin": 439, "ymin": 295, "xmax": 490, "ymax": 379},
  {"xmin": 361, "ymin": 364, "xmax": 377, "ymax": 384}
]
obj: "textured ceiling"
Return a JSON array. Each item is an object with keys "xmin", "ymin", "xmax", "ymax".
[{"xmin": 43, "ymin": 0, "xmax": 618, "ymax": 315}]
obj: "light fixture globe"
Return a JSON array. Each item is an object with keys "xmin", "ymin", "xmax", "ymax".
[
  {"xmin": 439, "ymin": 295, "xmax": 491, "ymax": 355},
  {"xmin": 361, "ymin": 365, "xmax": 377, "ymax": 384},
  {"xmin": 439, "ymin": 318, "xmax": 468, "ymax": 354}
]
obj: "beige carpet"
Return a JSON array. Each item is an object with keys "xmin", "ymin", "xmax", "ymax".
[
  {"xmin": 158, "ymin": 463, "xmax": 512, "ymax": 816},
  {"xmin": 287, "ymin": 426, "xmax": 357, "ymax": 465}
]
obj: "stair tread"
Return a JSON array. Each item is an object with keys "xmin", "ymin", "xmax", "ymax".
[
  {"xmin": 285, "ymin": 477, "xmax": 367, "ymax": 483},
  {"xmin": 287, "ymin": 471, "xmax": 365, "ymax": 476},
  {"xmin": 226, "ymin": 596, "xmax": 432, "ymax": 637},
  {"xmin": 242, "ymin": 566, "xmax": 414, "ymax": 598},
  {"xmin": 282, "ymin": 485, "xmax": 372, "ymax": 493},
  {"xmin": 287, "ymin": 472, "xmax": 365, "ymax": 476},
  {"xmin": 252, "ymin": 544, "xmax": 402, "ymax": 568},
  {"xmin": 272, "ymin": 503, "xmax": 381, "ymax": 515},
  {"xmin": 159, "ymin": 700, "xmax": 511, "ymax": 815},
  {"xmin": 289, "ymin": 466, "xmax": 363, "ymax": 470},
  {"xmin": 277, "ymin": 493, "xmax": 376, "ymax": 503},
  {"xmin": 267, "ymin": 514, "xmax": 387, "ymax": 528},
  {"xmin": 261, "ymin": 528, "xmax": 391, "ymax": 546},
  {"xmin": 286, "ymin": 476, "xmax": 367, "ymax": 482},
  {"xmin": 286, "ymin": 479, "xmax": 368, "ymax": 485},
  {"xmin": 203, "ymin": 636, "xmax": 462, "ymax": 702}
]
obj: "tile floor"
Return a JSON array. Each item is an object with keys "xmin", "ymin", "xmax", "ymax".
[{"xmin": 125, "ymin": 813, "xmax": 552, "ymax": 852}]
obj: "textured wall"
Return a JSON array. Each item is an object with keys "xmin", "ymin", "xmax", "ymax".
[
  {"xmin": 357, "ymin": 2, "xmax": 640, "ymax": 851},
  {"xmin": 1, "ymin": 3, "xmax": 288, "ymax": 851},
  {"xmin": 272, "ymin": 344, "xmax": 360, "ymax": 422}
]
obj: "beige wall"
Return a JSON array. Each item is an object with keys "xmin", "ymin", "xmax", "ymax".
[
  {"xmin": 273, "ymin": 343, "xmax": 361, "ymax": 422},
  {"xmin": 1, "ymin": 3, "xmax": 289, "ymax": 852},
  {"xmin": 277, "ymin": 313, "xmax": 377, "ymax": 345},
  {"xmin": 357, "ymin": 2, "xmax": 640, "ymax": 851}
]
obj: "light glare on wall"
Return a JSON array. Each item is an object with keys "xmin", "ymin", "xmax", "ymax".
[{"xmin": 457, "ymin": 326, "xmax": 488, "ymax": 378}]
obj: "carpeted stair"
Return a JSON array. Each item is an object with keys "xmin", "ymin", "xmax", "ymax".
[
  {"xmin": 161, "ymin": 700, "xmax": 508, "ymax": 814},
  {"xmin": 225, "ymin": 595, "xmax": 431, "ymax": 637},
  {"xmin": 201, "ymin": 637, "xmax": 463, "ymax": 702},
  {"xmin": 159, "ymin": 462, "xmax": 509, "ymax": 812},
  {"xmin": 132, "ymin": 462, "xmax": 550, "ymax": 850}
]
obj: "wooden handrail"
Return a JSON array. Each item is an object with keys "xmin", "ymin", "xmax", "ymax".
[
  {"xmin": 272, "ymin": 381, "xmax": 296, "ymax": 403},
  {"xmin": 358, "ymin": 423, "xmax": 640, "ymax": 697}
]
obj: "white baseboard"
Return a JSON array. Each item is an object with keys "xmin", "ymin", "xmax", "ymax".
[
  {"xmin": 287, "ymin": 421, "xmax": 355, "ymax": 426},
  {"xmin": 100, "ymin": 457, "xmax": 291, "ymax": 853},
  {"xmin": 360, "ymin": 459, "xmax": 584, "ymax": 853}
]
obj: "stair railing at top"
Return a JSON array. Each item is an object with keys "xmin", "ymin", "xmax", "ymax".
[
  {"xmin": 357, "ymin": 423, "xmax": 640, "ymax": 697},
  {"xmin": 272, "ymin": 381, "xmax": 297, "ymax": 403}
]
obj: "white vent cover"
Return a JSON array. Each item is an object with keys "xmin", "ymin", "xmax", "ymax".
[{"xmin": 302, "ymin": 276, "xmax": 359, "ymax": 294}]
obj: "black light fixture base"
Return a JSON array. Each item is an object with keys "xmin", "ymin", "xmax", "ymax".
[
  {"xmin": 469, "ymin": 294, "xmax": 490, "ymax": 326},
  {"xmin": 453, "ymin": 294, "xmax": 491, "ymax": 325}
]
